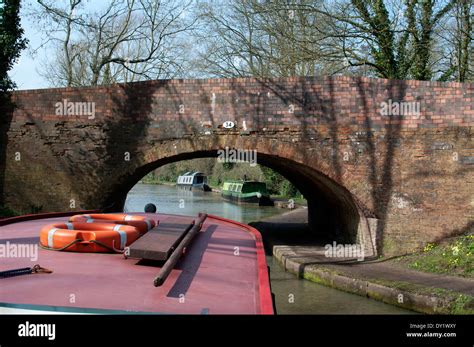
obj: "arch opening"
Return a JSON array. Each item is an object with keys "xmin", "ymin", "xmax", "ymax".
[{"xmin": 105, "ymin": 150, "xmax": 371, "ymax": 252}]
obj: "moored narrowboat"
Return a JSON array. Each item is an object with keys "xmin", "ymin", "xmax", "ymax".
[
  {"xmin": 176, "ymin": 171, "xmax": 211, "ymax": 191},
  {"xmin": 221, "ymin": 180, "xmax": 273, "ymax": 206}
]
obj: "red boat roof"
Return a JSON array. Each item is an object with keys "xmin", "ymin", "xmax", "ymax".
[{"xmin": 0, "ymin": 213, "xmax": 273, "ymax": 314}]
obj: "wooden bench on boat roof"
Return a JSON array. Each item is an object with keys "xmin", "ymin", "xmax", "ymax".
[{"xmin": 128, "ymin": 216, "xmax": 196, "ymax": 261}]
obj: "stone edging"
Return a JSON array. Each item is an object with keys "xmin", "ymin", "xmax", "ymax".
[{"xmin": 274, "ymin": 248, "xmax": 472, "ymax": 314}]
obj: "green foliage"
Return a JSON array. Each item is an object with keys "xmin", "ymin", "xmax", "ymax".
[
  {"xmin": 451, "ymin": 294, "xmax": 474, "ymax": 314},
  {"xmin": 259, "ymin": 165, "xmax": 282, "ymax": 194},
  {"xmin": 280, "ymin": 180, "xmax": 298, "ymax": 197},
  {"xmin": 0, "ymin": 0, "xmax": 28, "ymax": 91},
  {"xmin": 259, "ymin": 165, "xmax": 300, "ymax": 197},
  {"xmin": 402, "ymin": 234, "xmax": 474, "ymax": 278},
  {"xmin": 348, "ymin": 0, "xmax": 454, "ymax": 80}
]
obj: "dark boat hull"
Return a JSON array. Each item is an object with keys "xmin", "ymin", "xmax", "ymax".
[
  {"xmin": 177, "ymin": 183, "xmax": 211, "ymax": 192},
  {"xmin": 221, "ymin": 193, "xmax": 274, "ymax": 206}
]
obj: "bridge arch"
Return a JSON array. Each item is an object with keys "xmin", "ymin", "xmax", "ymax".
[{"xmin": 100, "ymin": 137, "xmax": 377, "ymax": 256}]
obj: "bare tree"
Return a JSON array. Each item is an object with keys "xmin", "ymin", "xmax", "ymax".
[
  {"xmin": 285, "ymin": 0, "xmax": 458, "ymax": 80},
  {"xmin": 195, "ymin": 0, "xmax": 333, "ymax": 78},
  {"xmin": 436, "ymin": 0, "xmax": 473, "ymax": 81},
  {"xmin": 196, "ymin": 0, "xmax": 468, "ymax": 81},
  {"xmin": 31, "ymin": 0, "xmax": 197, "ymax": 86},
  {"xmin": 30, "ymin": 0, "xmax": 472, "ymax": 83}
]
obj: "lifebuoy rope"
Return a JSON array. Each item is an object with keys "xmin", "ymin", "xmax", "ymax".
[
  {"xmin": 39, "ymin": 239, "xmax": 82, "ymax": 252},
  {"xmin": 90, "ymin": 239, "xmax": 124, "ymax": 253},
  {"xmin": 39, "ymin": 238, "xmax": 124, "ymax": 253}
]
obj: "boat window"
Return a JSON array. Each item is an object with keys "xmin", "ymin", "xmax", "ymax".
[{"xmin": 230, "ymin": 184, "xmax": 235, "ymax": 191}]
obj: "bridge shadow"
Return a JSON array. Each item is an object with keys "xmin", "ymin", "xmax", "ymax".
[
  {"xmin": 246, "ymin": 77, "xmax": 363, "ymax": 244},
  {"xmin": 356, "ymin": 78, "xmax": 406, "ymax": 253},
  {"xmin": 125, "ymin": 77, "xmax": 365, "ymax": 248},
  {"xmin": 250, "ymin": 220, "xmax": 327, "ymax": 255},
  {"xmin": 258, "ymin": 77, "xmax": 344, "ymax": 179},
  {"xmin": 105, "ymin": 79, "xmax": 225, "ymax": 210},
  {"xmin": 14, "ymin": 89, "xmax": 106, "ymax": 213},
  {"xmin": 89, "ymin": 75, "xmax": 465, "ymax": 257},
  {"xmin": 248, "ymin": 76, "xmax": 411, "ymax": 254},
  {"xmin": 99, "ymin": 76, "xmax": 414, "ymax": 256},
  {"xmin": 103, "ymin": 81, "xmax": 174, "ymax": 211}
]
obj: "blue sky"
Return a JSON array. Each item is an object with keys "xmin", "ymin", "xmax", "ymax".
[{"xmin": 10, "ymin": 3, "xmax": 47, "ymax": 90}]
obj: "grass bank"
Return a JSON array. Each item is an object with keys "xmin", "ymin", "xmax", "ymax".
[{"xmin": 393, "ymin": 233, "xmax": 473, "ymax": 278}]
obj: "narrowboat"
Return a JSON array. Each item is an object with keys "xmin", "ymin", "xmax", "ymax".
[
  {"xmin": 176, "ymin": 171, "xmax": 211, "ymax": 191},
  {"xmin": 0, "ymin": 209, "xmax": 273, "ymax": 314},
  {"xmin": 221, "ymin": 180, "xmax": 273, "ymax": 206}
]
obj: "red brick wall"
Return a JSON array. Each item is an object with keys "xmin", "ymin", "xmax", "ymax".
[{"xmin": 1, "ymin": 76, "xmax": 473, "ymax": 255}]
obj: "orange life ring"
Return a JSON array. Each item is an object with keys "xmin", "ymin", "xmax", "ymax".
[
  {"xmin": 39, "ymin": 222, "xmax": 141, "ymax": 253},
  {"xmin": 69, "ymin": 214, "xmax": 156, "ymax": 234}
]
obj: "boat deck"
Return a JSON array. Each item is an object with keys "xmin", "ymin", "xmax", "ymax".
[{"xmin": 0, "ymin": 213, "xmax": 272, "ymax": 314}]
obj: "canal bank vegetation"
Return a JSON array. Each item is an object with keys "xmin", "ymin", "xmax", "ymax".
[
  {"xmin": 142, "ymin": 158, "xmax": 306, "ymax": 202},
  {"xmin": 393, "ymin": 233, "xmax": 474, "ymax": 278},
  {"xmin": 0, "ymin": 206, "xmax": 18, "ymax": 218}
]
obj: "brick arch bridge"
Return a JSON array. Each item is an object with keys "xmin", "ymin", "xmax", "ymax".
[{"xmin": 1, "ymin": 76, "xmax": 472, "ymax": 255}]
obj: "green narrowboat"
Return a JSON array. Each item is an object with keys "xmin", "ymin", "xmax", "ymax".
[{"xmin": 221, "ymin": 180, "xmax": 273, "ymax": 206}]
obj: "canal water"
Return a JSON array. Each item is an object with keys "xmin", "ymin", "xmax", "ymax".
[
  {"xmin": 125, "ymin": 183, "xmax": 283, "ymax": 223},
  {"xmin": 125, "ymin": 183, "xmax": 412, "ymax": 314}
]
